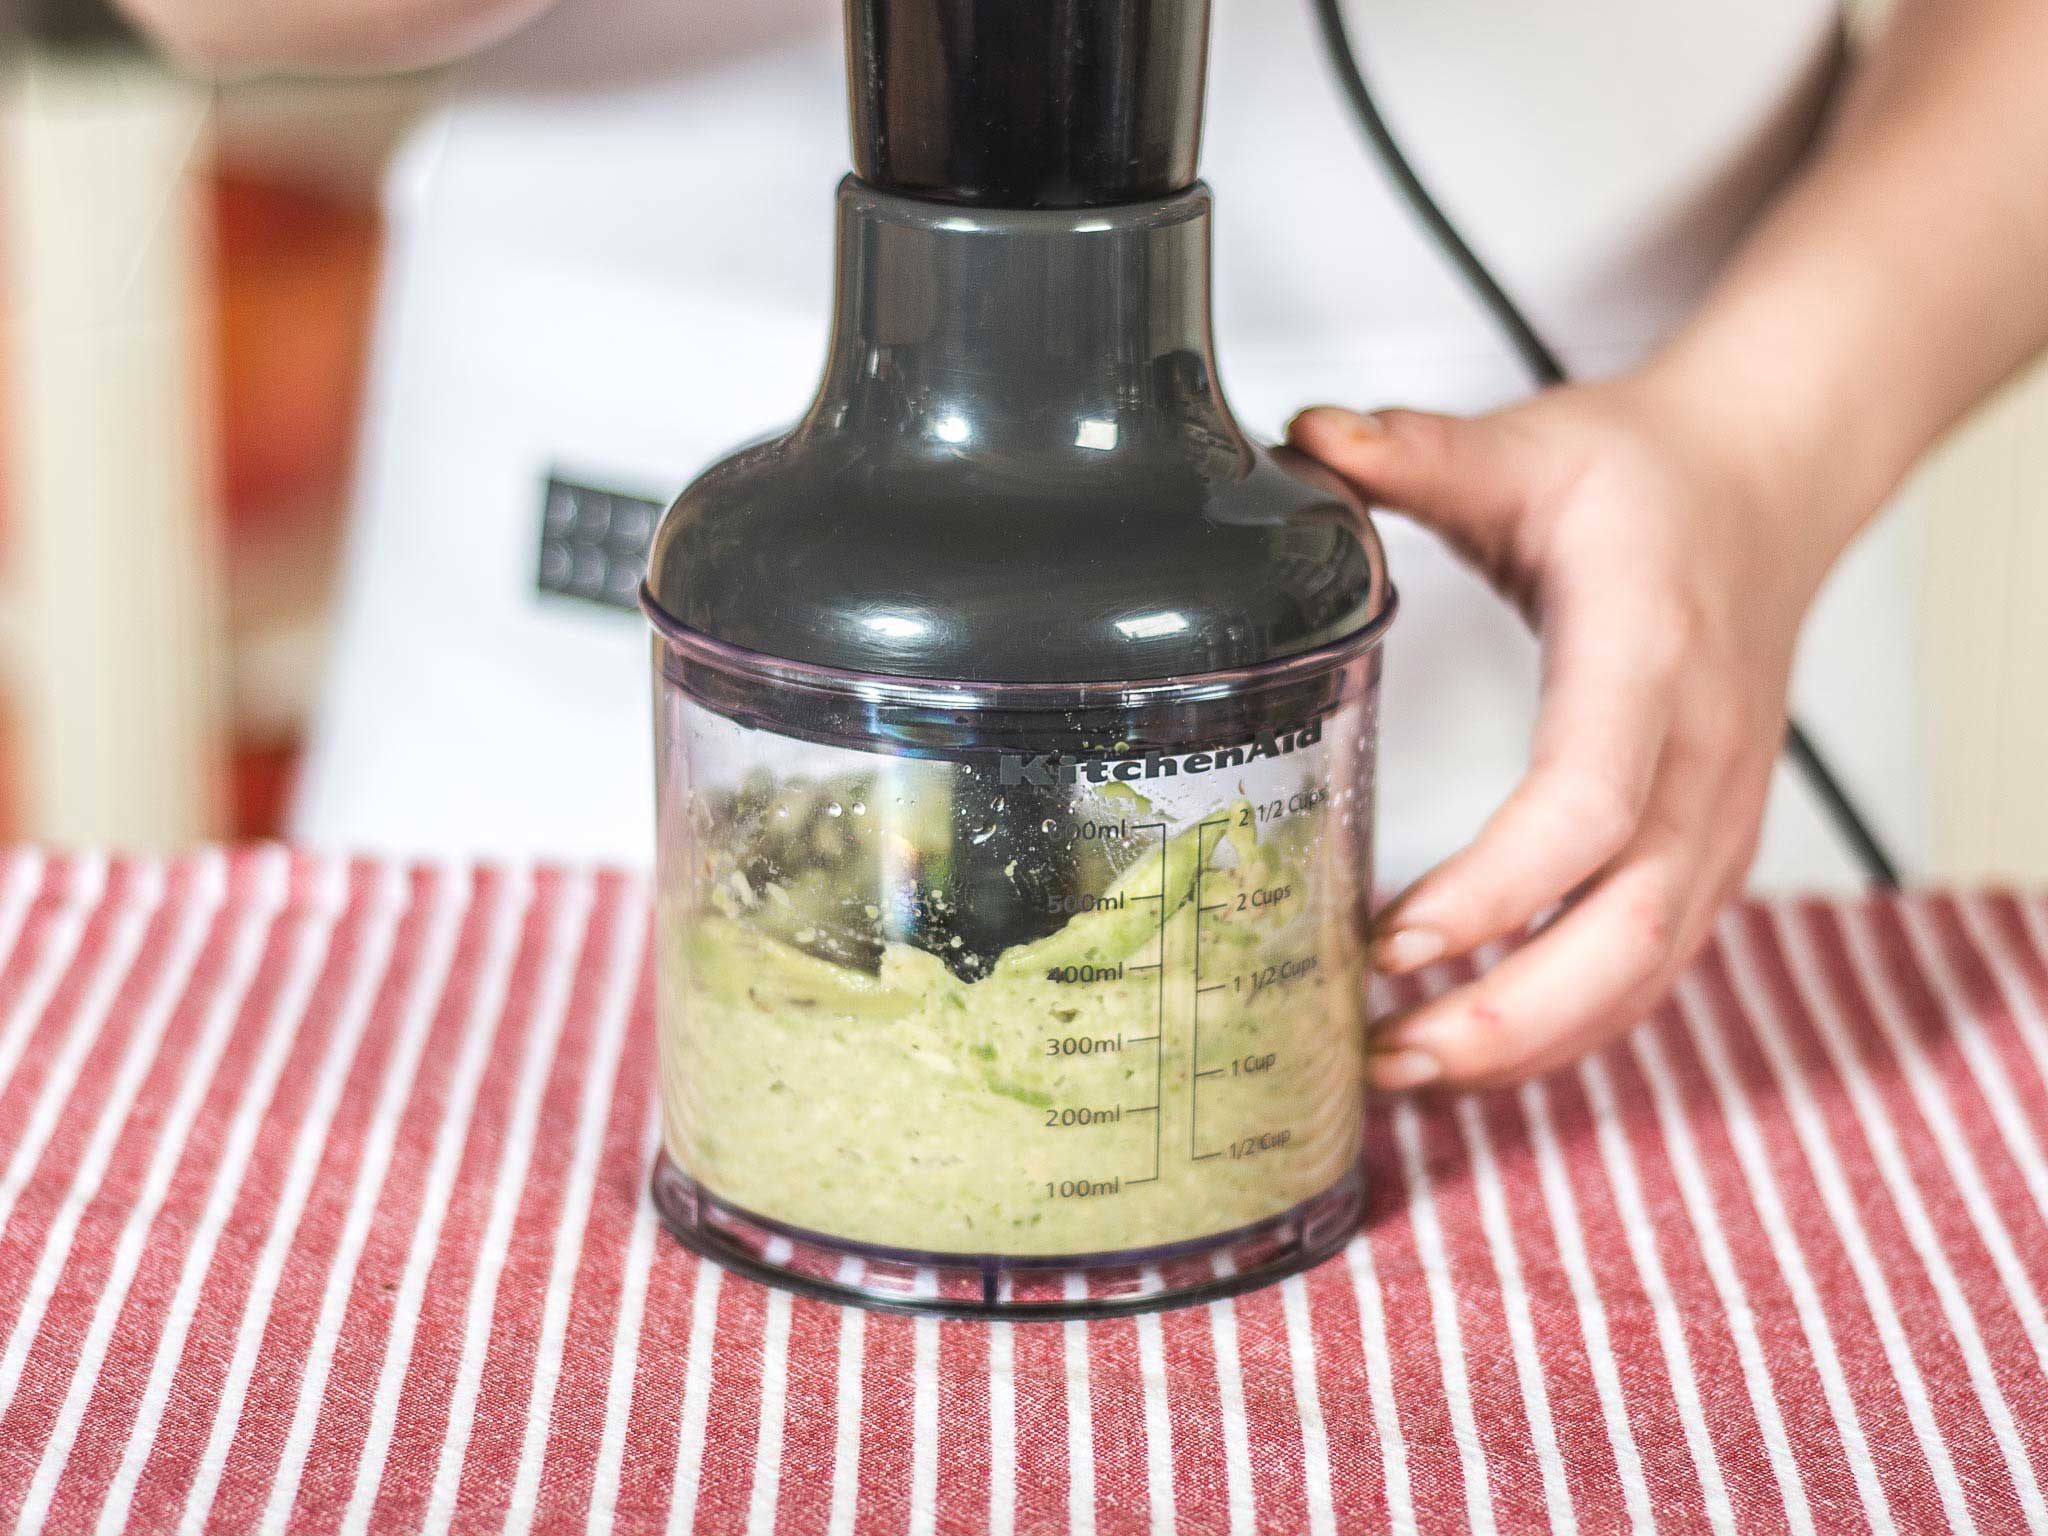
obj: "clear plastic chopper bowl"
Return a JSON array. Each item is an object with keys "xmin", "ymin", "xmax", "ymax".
[{"xmin": 647, "ymin": 606, "xmax": 1388, "ymax": 1318}]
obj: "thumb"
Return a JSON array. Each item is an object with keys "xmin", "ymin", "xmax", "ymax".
[{"xmin": 1287, "ymin": 405, "xmax": 1531, "ymax": 557}]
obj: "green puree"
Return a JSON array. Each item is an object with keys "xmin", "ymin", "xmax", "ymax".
[{"xmin": 658, "ymin": 804, "xmax": 1367, "ymax": 1258}]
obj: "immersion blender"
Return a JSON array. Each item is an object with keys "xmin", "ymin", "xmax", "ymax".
[{"xmin": 642, "ymin": 0, "xmax": 1396, "ymax": 1318}]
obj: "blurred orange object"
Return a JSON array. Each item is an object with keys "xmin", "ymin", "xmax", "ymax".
[
  {"xmin": 214, "ymin": 167, "xmax": 379, "ymax": 536},
  {"xmin": 211, "ymin": 167, "xmax": 381, "ymax": 836}
]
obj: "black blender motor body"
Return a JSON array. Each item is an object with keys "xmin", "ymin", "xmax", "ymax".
[{"xmin": 643, "ymin": 0, "xmax": 1396, "ymax": 1317}]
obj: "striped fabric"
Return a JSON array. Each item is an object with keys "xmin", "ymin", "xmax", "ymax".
[{"xmin": 0, "ymin": 850, "xmax": 2046, "ymax": 1533}]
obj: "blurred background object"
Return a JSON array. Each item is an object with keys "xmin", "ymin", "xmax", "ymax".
[
  {"xmin": 0, "ymin": 0, "xmax": 2045, "ymax": 881},
  {"xmin": 2, "ymin": 0, "xmax": 416, "ymax": 845},
  {"xmin": 5, "ymin": 30, "xmax": 227, "ymax": 847},
  {"xmin": 1918, "ymin": 357, "xmax": 2048, "ymax": 882}
]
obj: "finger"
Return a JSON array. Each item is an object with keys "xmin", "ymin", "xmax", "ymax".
[
  {"xmin": 1365, "ymin": 729, "xmax": 1751, "ymax": 1091},
  {"xmin": 1433, "ymin": 806, "xmax": 1759, "ymax": 1090},
  {"xmin": 1286, "ymin": 406, "xmax": 1539, "ymax": 569},
  {"xmin": 1371, "ymin": 574, "xmax": 1683, "ymax": 973},
  {"xmin": 1365, "ymin": 852, "xmax": 1693, "ymax": 1091},
  {"xmin": 1474, "ymin": 800, "xmax": 1762, "ymax": 1089},
  {"xmin": 1369, "ymin": 745, "xmax": 1768, "ymax": 1092}
]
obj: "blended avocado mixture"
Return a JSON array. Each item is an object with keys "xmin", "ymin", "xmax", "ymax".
[{"xmin": 657, "ymin": 766, "xmax": 1367, "ymax": 1259}]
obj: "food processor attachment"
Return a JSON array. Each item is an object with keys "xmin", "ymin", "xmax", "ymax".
[{"xmin": 643, "ymin": 0, "xmax": 1396, "ymax": 1318}]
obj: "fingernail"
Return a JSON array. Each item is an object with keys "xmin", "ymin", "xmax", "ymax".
[
  {"xmin": 1368, "ymin": 1048, "xmax": 1442, "ymax": 1093},
  {"xmin": 1373, "ymin": 928, "xmax": 1445, "ymax": 974},
  {"xmin": 1288, "ymin": 406, "xmax": 1382, "ymax": 442}
]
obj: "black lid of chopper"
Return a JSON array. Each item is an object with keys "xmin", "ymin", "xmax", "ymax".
[
  {"xmin": 845, "ymin": 0, "xmax": 1210, "ymax": 208},
  {"xmin": 644, "ymin": 0, "xmax": 1393, "ymax": 686}
]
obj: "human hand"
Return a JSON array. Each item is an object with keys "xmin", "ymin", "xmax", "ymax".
[
  {"xmin": 1289, "ymin": 376, "xmax": 1861, "ymax": 1091},
  {"xmin": 117, "ymin": 0, "xmax": 560, "ymax": 72}
]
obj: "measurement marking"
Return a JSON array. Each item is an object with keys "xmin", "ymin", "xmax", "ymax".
[
  {"xmin": 1126, "ymin": 1104, "xmax": 1160, "ymax": 1114},
  {"xmin": 1196, "ymin": 1069, "xmax": 1224, "ymax": 1080},
  {"xmin": 1191, "ymin": 820, "xmax": 1230, "ymax": 1161},
  {"xmin": 1199, "ymin": 904, "xmax": 1228, "ymax": 914},
  {"xmin": 1126, "ymin": 963, "xmax": 1161, "ymax": 974},
  {"xmin": 1126, "ymin": 1176, "xmax": 1160, "ymax": 1186},
  {"xmin": 1126, "ymin": 1033, "xmax": 1160, "ymax": 1044},
  {"xmin": 1146, "ymin": 822, "xmax": 1168, "ymax": 1186},
  {"xmin": 1193, "ymin": 1152, "xmax": 1221, "ymax": 1162},
  {"xmin": 1197, "ymin": 984, "xmax": 1226, "ymax": 995},
  {"xmin": 1129, "ymin": 893, "xmax": 1164, "ymax": 902}
]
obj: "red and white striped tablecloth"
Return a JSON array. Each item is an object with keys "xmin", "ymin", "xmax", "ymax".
[{"xmin": 1, "ymin": 849, "xmax": 2047, "ymax": 1533}]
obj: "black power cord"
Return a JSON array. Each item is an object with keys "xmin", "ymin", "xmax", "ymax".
[{"xmin": 1307, "ymin": 0, "xmax": 1903, "ymax": 889}]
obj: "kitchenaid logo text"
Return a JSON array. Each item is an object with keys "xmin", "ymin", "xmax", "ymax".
[{"xmin": 998, "ymin": 719, "xmax": 1323, "ymax": 787}]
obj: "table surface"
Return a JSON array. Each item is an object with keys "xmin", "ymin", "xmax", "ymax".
[{"xmin": 0, "ymin": 850, "xmax": 2045, "ymax": 1534}]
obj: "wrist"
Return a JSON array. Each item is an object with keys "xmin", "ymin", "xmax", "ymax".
[{"xmin": 1621, "ymin": 343, "xmax": 1888, "ymax": 591}]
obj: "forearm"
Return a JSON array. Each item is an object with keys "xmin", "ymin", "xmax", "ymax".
[
  {"xmin": 1638, "ymin": 0, "xmax": 2048, "ymax": 562},
  {"xmin": 115, "ymin": 0, "xmax": 556, "ymax": 73}
]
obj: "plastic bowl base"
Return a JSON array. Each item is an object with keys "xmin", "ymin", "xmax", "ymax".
[{"xmin": 650, "ymin": 1152, "xmax": 1367, "ymax": 1320}]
